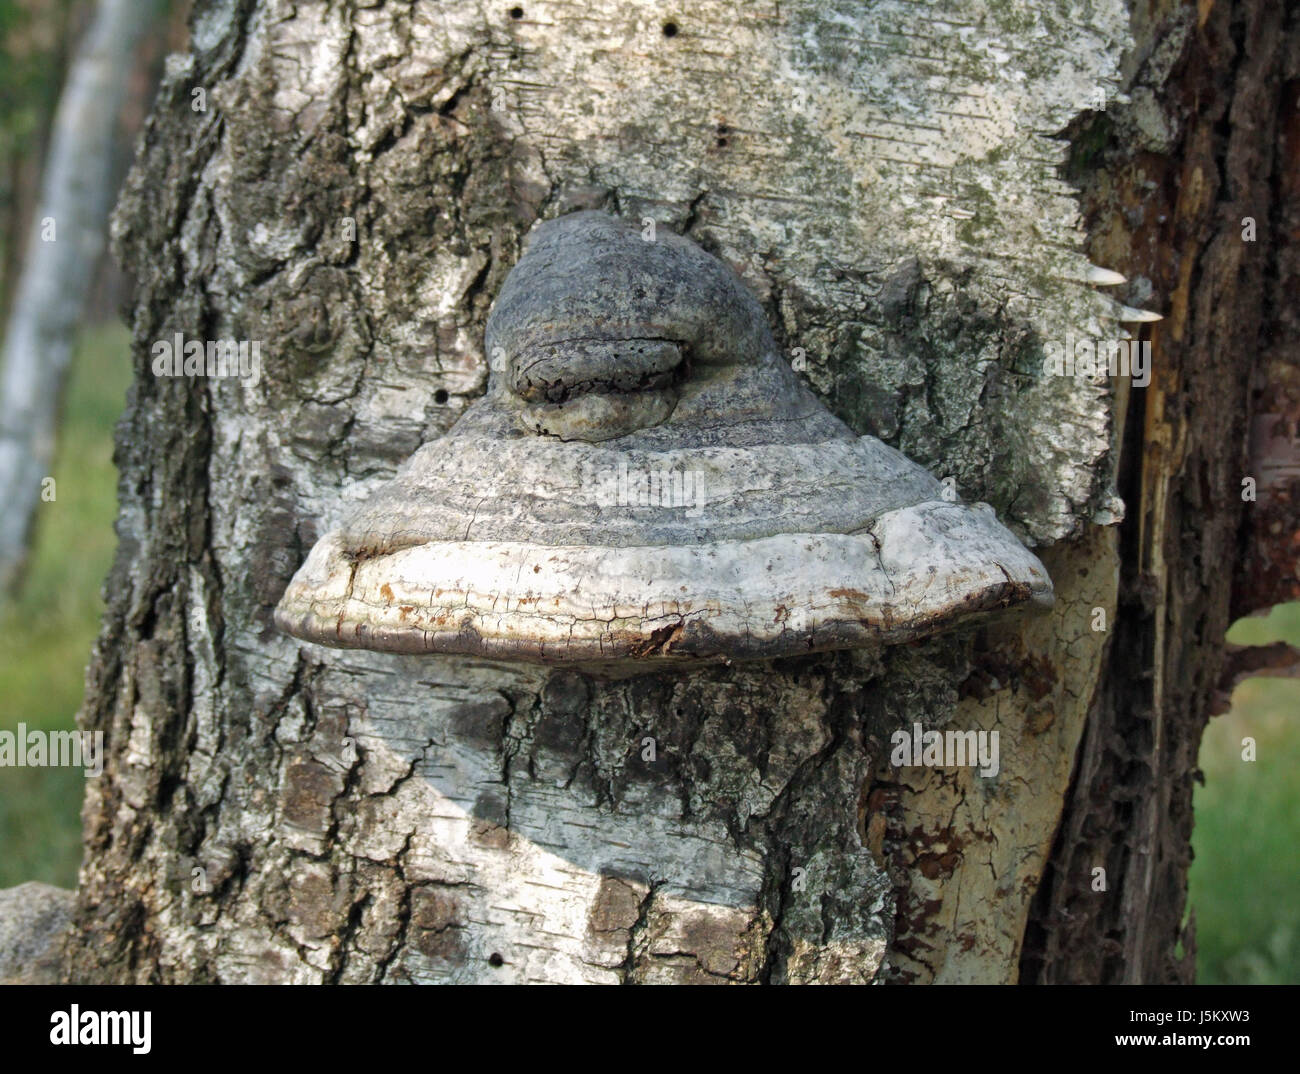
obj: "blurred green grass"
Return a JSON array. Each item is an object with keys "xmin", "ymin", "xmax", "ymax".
[
  {"xmin": 0, "ymin": 319, "xmax": 130, "ymax": 888},
  {"xmin": 1190, "ymin": 603, "xmax": 1300, "ymax": 984},
  {"xmin": 0, "ymin": 320, "xmax": 1295, "ymax": 985}
]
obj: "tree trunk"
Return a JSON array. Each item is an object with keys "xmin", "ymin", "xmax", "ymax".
[
  {"xmin": 57, "ymin": 0, "xmax": 1295, "ymax": 984},
  {"xmin": 0, "ymin": 0, "xmax": 160, "ymax": 591}
]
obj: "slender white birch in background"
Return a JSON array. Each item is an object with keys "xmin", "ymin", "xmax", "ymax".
[{"xmin": 0, "ymin": 0, "xmax": 159, "ymax": 592}]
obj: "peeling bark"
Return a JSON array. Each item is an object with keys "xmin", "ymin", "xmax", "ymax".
[{"xmin": 1022, "ymin": 0, "xmax": 1297, "ymax": 984}]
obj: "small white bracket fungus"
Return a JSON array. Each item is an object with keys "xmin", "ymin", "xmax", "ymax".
[{"xmin": 275, "ymin": 212, "xmax": 1053, "ymax": 664}]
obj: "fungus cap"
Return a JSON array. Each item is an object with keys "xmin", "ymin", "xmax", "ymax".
[{"xmin": 275, "ymin": 212, "xmax": 1053, "ymax": 664}]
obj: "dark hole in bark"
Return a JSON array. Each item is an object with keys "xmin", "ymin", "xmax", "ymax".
[
  {"xmin": 488, "ymin": 952, "xmax": 505, "ymax": 966},
  {"xmin": 434, "ymin": 389, "xmax": 449, "ymax": 404},
  {"xmin": 662, "ymin": 21, "xmax": 679, "ymax": 37},
  {"xmin": 509, "ymin": 6, "xmax": 523, "ymax": 18}
]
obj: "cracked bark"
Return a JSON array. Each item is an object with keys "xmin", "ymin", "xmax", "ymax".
[
  {"xmin": 53, "ymin": 0, "xmax": 1295, "ymax": 984},
  {"xmin": 1021, "ymin": 0, "xmax": 1299, "ymax": 984}
]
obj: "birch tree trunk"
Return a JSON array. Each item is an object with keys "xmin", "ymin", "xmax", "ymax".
[
  {"xmin": 0, "ymin": 0, "xmax": 160, "ymax": 592},
  {"xmin": 53, "ymin": 0, "xmax": 1297, "ymax": 983}
]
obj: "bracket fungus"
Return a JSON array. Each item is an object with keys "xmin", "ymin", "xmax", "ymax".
[{"xmin": 275, "ymin": 211, "xmax": 1052, "ymax": 664}]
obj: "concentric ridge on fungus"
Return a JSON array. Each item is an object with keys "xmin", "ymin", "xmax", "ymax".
[{"xmin": 275, "ymin": 211, "xmax": 1053, "ymax": 664}]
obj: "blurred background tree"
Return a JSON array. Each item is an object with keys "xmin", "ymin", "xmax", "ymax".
[
  {"xmin": 0, "ymin": 0, "xmax": 162, "ymax": 592},
  {"xmin": 0, "ymin": 0, "xmax": 182, "ymax": 893},
  {"xmin": 0, "ymin": 0, "xmax": 81, "ymax": 319}
]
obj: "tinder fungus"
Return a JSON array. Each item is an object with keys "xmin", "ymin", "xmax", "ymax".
[{"xmin": 275, "ymin": 211, "xmax": 1052, "ymax": 664}]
